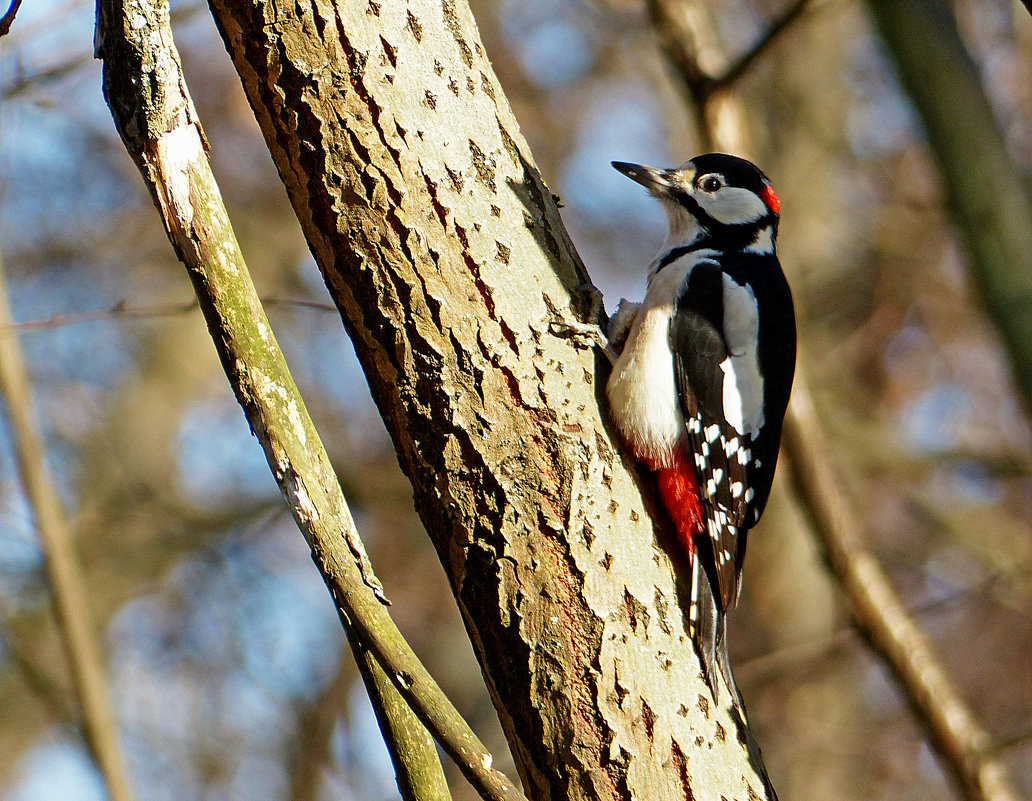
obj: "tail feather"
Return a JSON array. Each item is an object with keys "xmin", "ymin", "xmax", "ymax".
[
  {"xmin": 690, "ymin": 557, "xmax": 745, "ymax": 714},
  {"xmin": 691, "ymin": 556, "xmax": 721, "ymax": 703},
  {"xmin": 658, "ymin": 458, "xmax": 745, "ymax": 713}
]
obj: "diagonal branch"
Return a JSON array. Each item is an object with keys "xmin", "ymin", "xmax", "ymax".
[
  {"xmin": 0, "ymin": 252, "xmax": 135, "ymax": 801},
  {"xmin": 781, "ymin": 378, "xmax": 1023, "ymax": 801},
  {"xmin": 347, "ymin": 626, "xmax": 453, "ymax": 801},
  {"xmin": 645, "ymin": 0, "xmax": 814, "ymax": 112},
  {"xmin": 93, "ymin": 2, "xmax": 523, "ymax": 799},
  {"xmin": 864, "ymin": 0, "xmax": 1032, "ymax": 418},
  {"xmin": 706, "ymin": 0, "xmax": 812, "ymax": 94}
]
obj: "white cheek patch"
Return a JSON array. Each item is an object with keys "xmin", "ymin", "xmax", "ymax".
[{"xmin": 698, "ymin": 186, "xmax": 768, "ymax": 225}]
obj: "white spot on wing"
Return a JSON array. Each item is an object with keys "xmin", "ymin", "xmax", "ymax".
[{"xmin": 719, "ymin": 275, "xmax": 765, "ymax": 435}]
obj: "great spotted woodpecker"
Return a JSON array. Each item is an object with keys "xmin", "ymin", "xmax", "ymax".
[{"xmin": 605, "ymin": 153, "xmax": 796, "ymax": 706}]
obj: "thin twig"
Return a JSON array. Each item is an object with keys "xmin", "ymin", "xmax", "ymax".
[
  {"xmin": 707, "ymin": 0, "xmax": 812, "ymax": 94},
  {"xmin": 737, "ymin": 563, "xmax": 1026, "ymax": 687},
  {"xmin": 1, "ymin": 299, "xmax": 200, "ymax": 331},
  {"xmin": 0, "ymin": 252, "xmax": 135, "ymax": 801},
  {"xmin": 2, "ymin": 54, "xmax": 93, "ymax": 99},
  {"xmin": 990, "ymin": 725, "xmax": 1032, "ymax": 756},
  {"xmin": 0, "ymin": 296, "xmax": 336, "ymax": 333},
  {"xmin": 0, "ymin": 0, "xmax": 24, "ymax": 37},
  {"xmin": 645, "ymin": 0, "xmax": 815, "ymax": 107},
  {"xmin": 94, "ymin": 2, "xmax": 525, "ymax": 799}
]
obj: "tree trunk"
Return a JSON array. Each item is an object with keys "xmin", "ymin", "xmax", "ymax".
[
  {"xmin": 866, "ymin": 0, "xmax": 1032, "ymax": 416},
  {"xmin": 204, "ymin": 0, "xmax": 777, "ymax": 798}
]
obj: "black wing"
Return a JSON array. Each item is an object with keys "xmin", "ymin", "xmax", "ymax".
[
  {"xmin": 670, "ymin": 260, "xmax": 749, "ymax": 611},
  {"xmin": 671, "ymin": 254, "xmax": 797, "ymax": 612},
  {"xmin": 723, "ymin": 255, "xmax": 796, "ymax": 530}
]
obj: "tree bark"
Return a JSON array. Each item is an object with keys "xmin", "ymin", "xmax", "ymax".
[{"xmin": 204, "ymin": 0, "xmax": 777, "ymax": 798}]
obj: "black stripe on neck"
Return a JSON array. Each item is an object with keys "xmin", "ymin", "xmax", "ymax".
[
  {"xmin": 655, "ymin": 242, "xmax": 712, "ymax": 273},
  {"xmin": 656, "ymin": 219, "xmax": 774, "ymax": 273}
]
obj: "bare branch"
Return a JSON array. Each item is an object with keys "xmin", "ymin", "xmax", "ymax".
[
  {"xmin": 2, "ymin": 54, "xmax": 93, "ymax": 98},
  {"xmin": 644, "ymin": 0, "xmax": 815, "ymax": 111},
  {"xmin": 782, "ymin": 377, "xmax": 1024, "ymax": 801},
  {"xmin": 2, "ymin": 299, "xmax": 201, "ymax": 331},
  {"xmin": 866, "ymin": 0, "xmax": 1032, "ymax": 417},
  {"xmin": 0, "ymin": 253, "xmax": 135, "ymax": 801},
  {"xmin": 93, "ymin": 2, "xmax": 525, "ymax": 799},
  {"xmin": 737, "ymin": 563, "xmax": 1026, "ymax": 688},
  {"xmin": 707, "ymin": 0, "xmax": 812, "ymax": 94},
  {"xmin": 347, "ymin": 627, "xmax": 453, "ymax": 801}
]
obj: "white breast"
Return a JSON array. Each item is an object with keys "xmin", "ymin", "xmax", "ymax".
[{"xmin": 605, "ymin": 257, "xmax": 698, "ymax": 467}]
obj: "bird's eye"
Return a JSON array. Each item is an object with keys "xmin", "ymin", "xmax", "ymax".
[{"xmin": 701, "ymin": 176, "xmax": 722, "ymax": 193}]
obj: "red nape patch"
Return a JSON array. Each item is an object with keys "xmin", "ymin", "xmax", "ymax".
[
  {"xmin": 656, "ymin": 455, "xmax": 704, "ymax": 558},
  {"xmin": 762, "ymin": 184, "xmax": 780, "ymax": 215}
]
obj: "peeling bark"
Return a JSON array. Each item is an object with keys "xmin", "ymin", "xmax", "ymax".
[{"xmin": 205, "ymin": 0, "xmax": 777, "ymax": 798}]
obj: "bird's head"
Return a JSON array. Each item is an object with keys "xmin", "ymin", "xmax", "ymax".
[{"xmin": 612, "ymin": 153, "xmax": 779, "ymax": 257}]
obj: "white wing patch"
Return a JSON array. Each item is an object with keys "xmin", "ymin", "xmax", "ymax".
[{"xmin": 719, "ymin": 274, "xmax": 764, "ymax": 436}]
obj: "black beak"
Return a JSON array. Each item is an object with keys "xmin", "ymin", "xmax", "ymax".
[{"xmin": 611, "ymin": 161, "xmax": 679, "ymax": 197}]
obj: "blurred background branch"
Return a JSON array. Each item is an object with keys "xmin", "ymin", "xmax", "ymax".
[
  {"xmin": 782, "ymin": 377, "xmax": 1023, "ymax": 801},
  {"xmin": 866, "ymin": 0, "xmax": 1032, "ymax": 418},
  {"xmin": 0, "ymin": 252, "xmax": 134, "ymax": 801},
  {"xmin": 1, "ymin": 296, "xmax": 336, "ymax": 333}
]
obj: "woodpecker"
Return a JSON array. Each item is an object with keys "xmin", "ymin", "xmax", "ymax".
[{"xmin": 605, "ymin": 153, "xmax": 796, "ymax": 706}]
